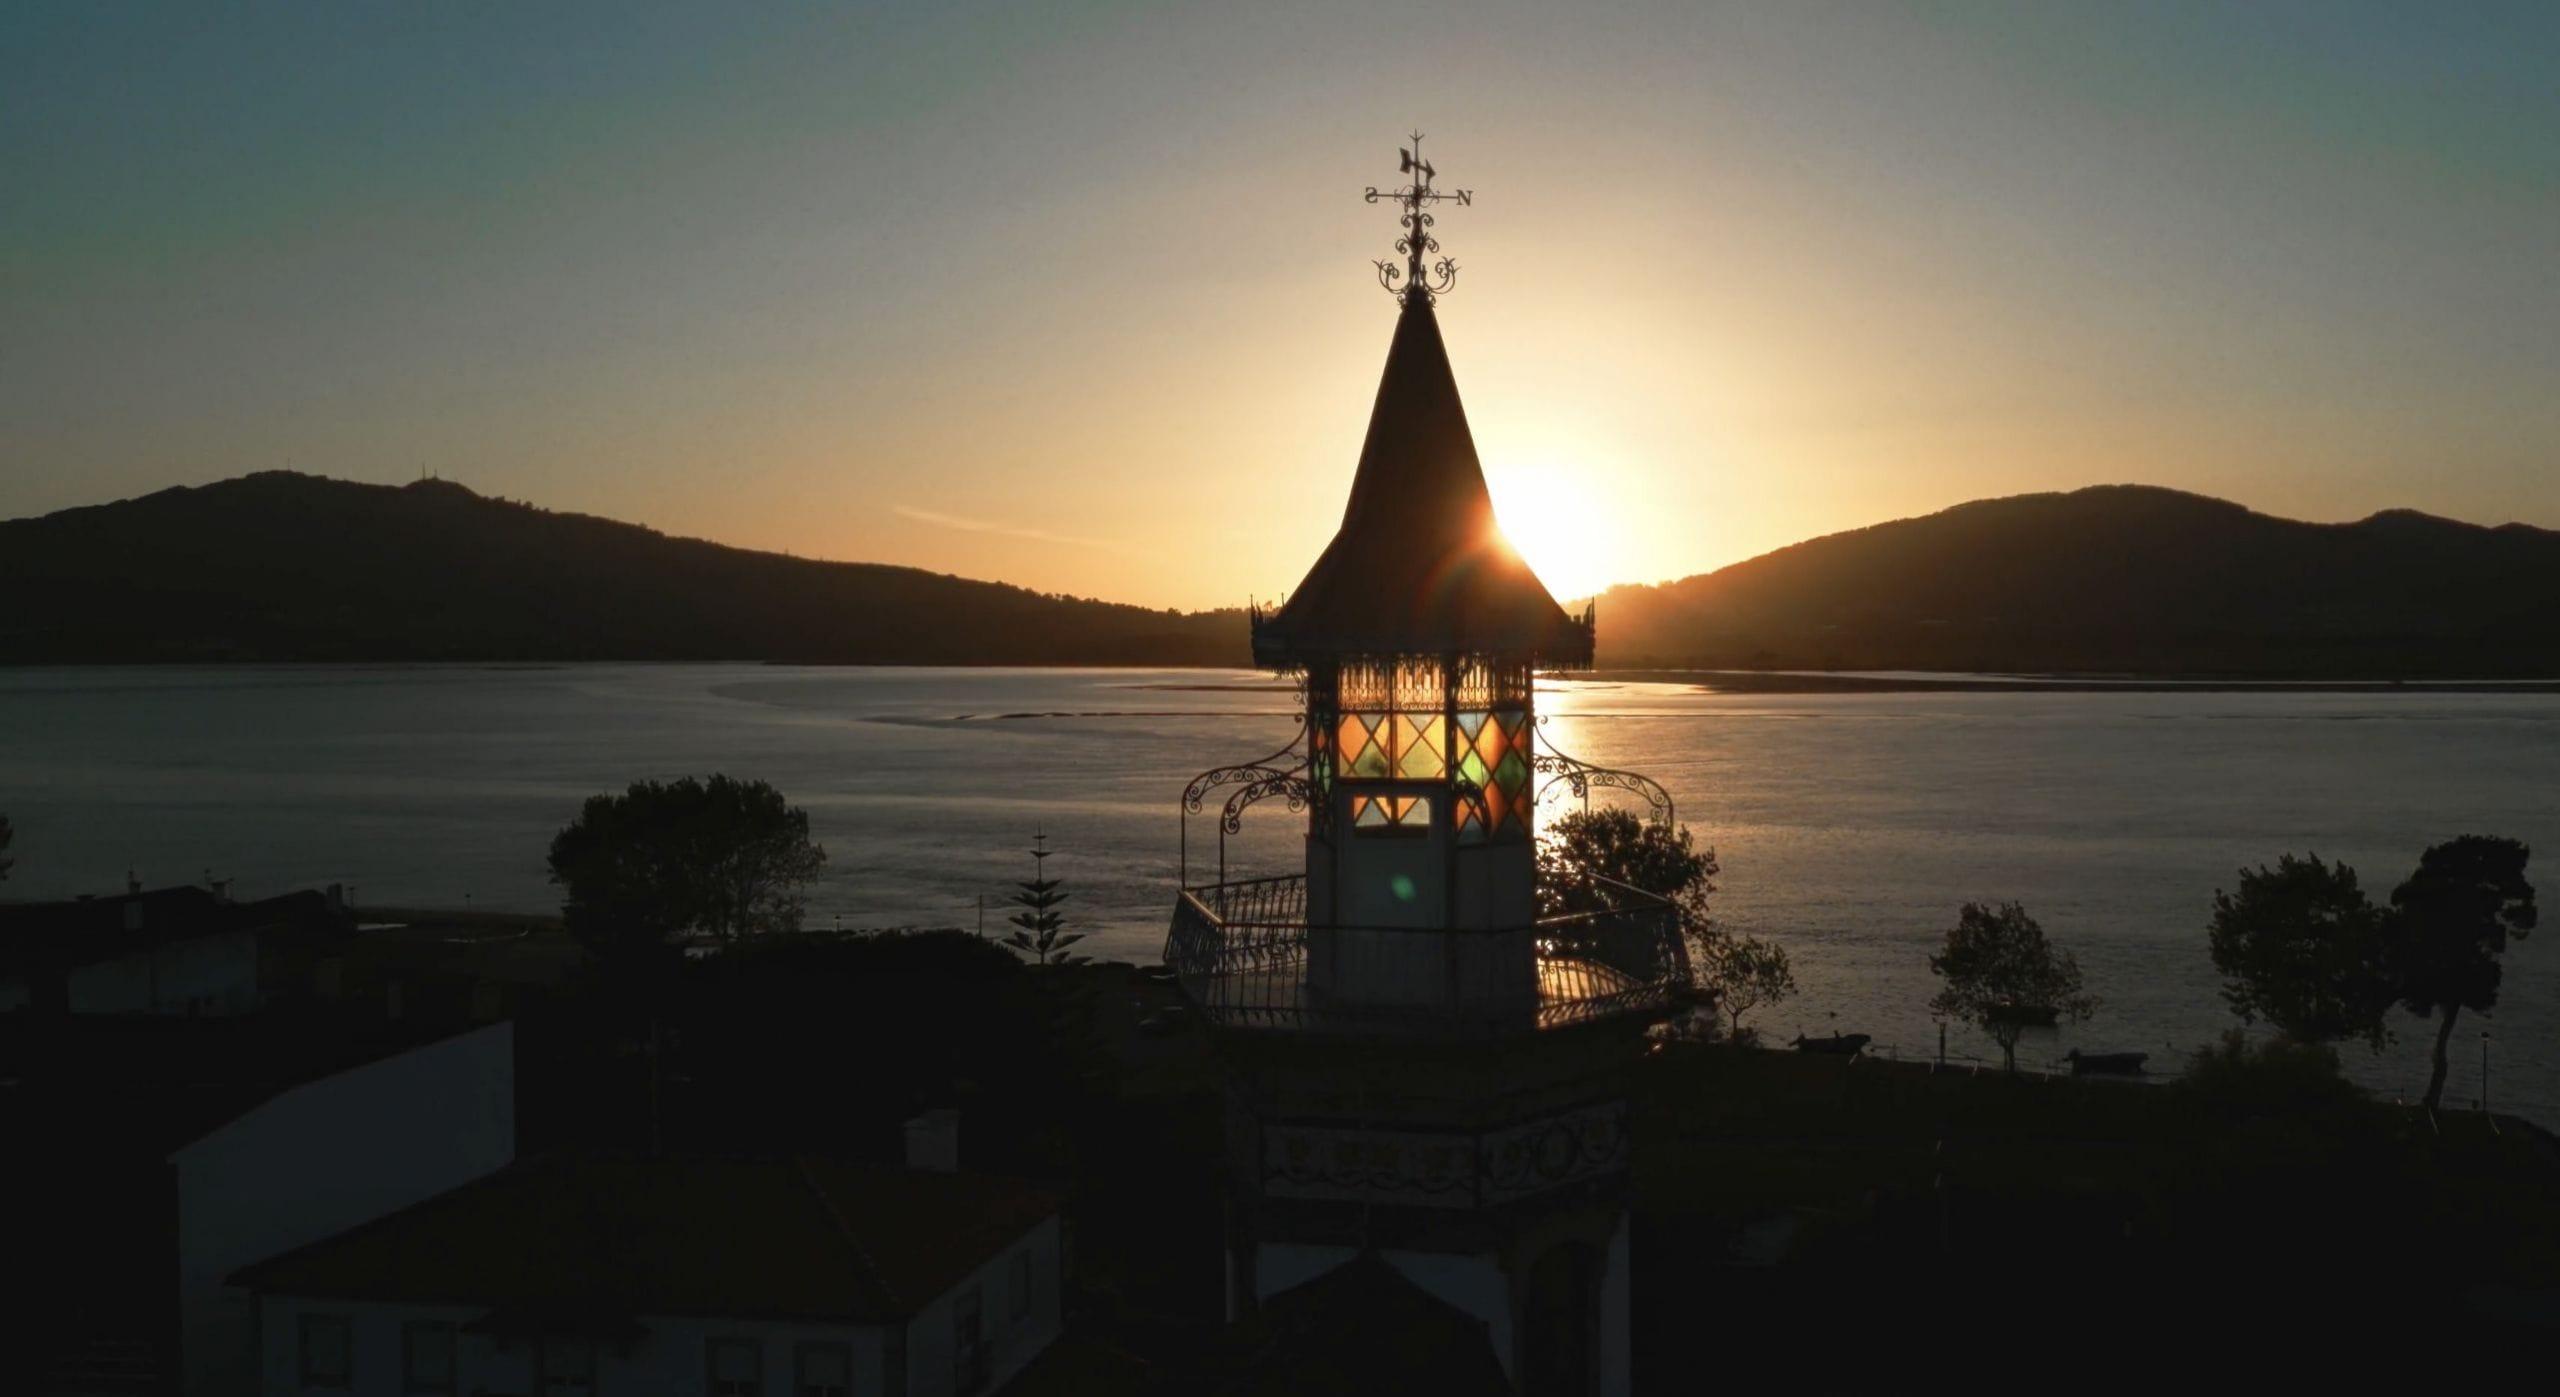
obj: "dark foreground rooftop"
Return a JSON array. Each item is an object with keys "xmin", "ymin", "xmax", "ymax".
[{"xmin": 234, "ymin": 1155, "xmax": 1060, "ymax": 1323}]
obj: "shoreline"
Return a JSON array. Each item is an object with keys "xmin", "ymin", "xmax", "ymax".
[
  {"xmin": 9, "ymin": 658, "xmax": 2559, "ymax": 694},
  {"xmin": 1576, "ymin": 669, "xmax": 2560, "ymax": 695}
]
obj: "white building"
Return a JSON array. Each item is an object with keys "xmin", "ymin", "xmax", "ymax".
[
  {"xmin": 230, "ymin": 1155, "xmax": 1064, "ymax": 1397},
  {"xmin": 172, "ymin": 1020, "xmax": 518, "ymax": 1396},
  {"xmin": 0, "ymin": 885, "xmax": 322, "ymax": 1016}
]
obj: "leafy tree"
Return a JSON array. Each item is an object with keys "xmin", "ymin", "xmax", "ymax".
[
  {"xmin": 1537, "ymin": 809, "xmax": 1722, "ymax": 997},
  {"xmin": 1004, "ymin": 833, "xmax": 1087, "ymax": 966},
  {"xmin": 2387, "ymin": 836, "xmax": 2536, "ymax": 1112},
  {"xmin": 1697, "ymin": 933, "xmax": 1795, "ymax": 1041},
  {"xmin": 1535, "ymin": 808, "xmax": 1716, "ymax": 938},
  {"xmin": 1927, "ymin": 901, "xmax": 2095, "ymax": 1072},
  {"xmin": 547, "ymin": 775, "xmax": 827, "ymax": 976},
  {"xmin": 2206, "ymin": 853, "xmax": 2396, "ymax": 1050}
]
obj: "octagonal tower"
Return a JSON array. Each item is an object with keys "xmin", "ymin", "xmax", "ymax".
[{"xmin": 1165, "ymin": 141, "xmax": 1689, "ymax": 1396}]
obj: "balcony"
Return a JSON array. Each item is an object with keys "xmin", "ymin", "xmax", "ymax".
[{"xmin": 1162, "ymin": 873, "xmax": 1691, "ymax": 1036}]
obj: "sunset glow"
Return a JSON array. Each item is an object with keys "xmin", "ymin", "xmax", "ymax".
[
  {"xmin": 5, "ymin": 5, "xmax": 2555, "ymax": 609},
  {"xmin": 1488, "ymin": 461, "xmax": 1612, "ymax": 604}
]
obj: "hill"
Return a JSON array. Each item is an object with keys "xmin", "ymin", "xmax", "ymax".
[
  {"xmin": 0, "ymin": 473, "xmax": 1246, "ymax": 664},
  {"xmin": 1591, "ymin": 485, "xmax": 2560, "ymax": 676},
  {"xmin": 9, "ymin": 476, "xmax": 2555, "ymax": 674}
]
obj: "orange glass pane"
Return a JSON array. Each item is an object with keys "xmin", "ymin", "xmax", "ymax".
[{"xmin": 1340, "ymin": 713, "xmax": 1389, "ymax": 779}]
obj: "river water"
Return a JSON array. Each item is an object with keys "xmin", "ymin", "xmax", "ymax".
[{"xmin": 5, "ymin": 664, "xmax": 2553, "ymax": 1120}]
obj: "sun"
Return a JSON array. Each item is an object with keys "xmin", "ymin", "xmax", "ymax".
[{"xmin": 1487, "ymin": 461, "xmax": 1612, "ymax": 602}]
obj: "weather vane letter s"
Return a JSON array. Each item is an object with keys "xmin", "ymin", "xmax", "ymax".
[{"xmin": 1362, "ymin": 131, "xmax": 1470, "ymax": 305}]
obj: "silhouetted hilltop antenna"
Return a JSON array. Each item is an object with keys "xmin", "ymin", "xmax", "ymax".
[{"xmin": 1363, "ymin": 130, "xmax": 1471, "ymax": 305}]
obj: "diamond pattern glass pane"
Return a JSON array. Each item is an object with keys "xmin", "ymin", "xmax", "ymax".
[
  {"xmin": 1340, "ymin": 713, "xmax": 1389, "ymax": 779},
  {"xmin": 1394, "ymin": 714, "xmax": 1445, "ymax": 779}
]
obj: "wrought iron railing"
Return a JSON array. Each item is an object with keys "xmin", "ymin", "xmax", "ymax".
[{"xmin": 1163, "ymin": 873, "xmax": 1689, "ymax": 1036}]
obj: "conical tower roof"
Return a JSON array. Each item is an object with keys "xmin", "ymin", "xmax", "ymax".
[{"xmin": 1252, "ymin": 295, "xmax": 1593, "ymax": 667}]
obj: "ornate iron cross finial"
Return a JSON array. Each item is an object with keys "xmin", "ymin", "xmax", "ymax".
[{"xmin": 1363, "ymin": 131, "xmax": 1471, "ymax": 305}]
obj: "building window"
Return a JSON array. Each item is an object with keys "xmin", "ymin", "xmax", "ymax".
[
  {"xmin": 539, "ymin": 1338, "xmax": 595, "ymax": 1397},
  {"xmin": 954, "ymin": 1285, "xmax": 989, "ymax": 1394},
  {"xmin": 402, "ymin": 1321, "xmax": 458, "ymax": 1395},
  {"xmin": 795, "ymin": 1343, "xmax": 850, "ymax": 1397},
  {"xmin": 1349, "ymin": 793, "xmax": 1432, "ymax": 834},
  {"xmin": 707, "ymin": 1337, "xmax": 760, "ymax": 1397},
  {"xmin": 1008, "ymin": 1248, "xmax": 1034, "ymax": 1323},
  {"xmin": 1452, "ymin": 708, "xmax": 1531, "ymax": 840},
  {"xmin": 299, "ymin": 1314, "xmax": 352, "ymax": 1390}
]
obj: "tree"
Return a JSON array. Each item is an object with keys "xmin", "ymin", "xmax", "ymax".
[
  {"xmin": 547, "ymin": 775, "xmax": 827, "ymax": 976},
  {"xmin": 1927, "ymin": 901, "xmax": 2095, "ymax": 1072},
  {"xmin": 1698, "ymin": 934, "xmax": 1794, "ymax": 1042},
  {"xmin": 2387, "ymin": 836, "xmax": 2536, "ymax": 1112},
  {"xmin": 1537, "ymin": 808, "xmax": 1722, "ymax": 1007},
  {"xmin": 1004, "ymin": 833, "xmax": 1087, "ymax": 966},
  {"xmin": 1535, "ymin": 808, "xmax": 1716, "ymax": 938},
  {"xmin": 2206, "ymin": 853, "xmax": 2396, "ymax": 1050}
]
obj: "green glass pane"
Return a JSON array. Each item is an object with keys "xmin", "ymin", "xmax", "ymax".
[
  {"xmin": 1459, "ymin": 751, "xmax": 1488, "ymax": 787},
  {"xmin": 1495, "ymin": 750, "xmax": 1529, "ymax": 791}
]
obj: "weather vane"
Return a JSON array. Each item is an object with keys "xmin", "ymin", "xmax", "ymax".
[{"xmin": 1363, "ymin": 131, "xmax": 1471, "ymax": 304}]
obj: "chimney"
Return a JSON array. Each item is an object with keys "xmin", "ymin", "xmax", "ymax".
[{"xmin": 903, "ymin": 1108, "xmax": 960, "ymax": 1172}]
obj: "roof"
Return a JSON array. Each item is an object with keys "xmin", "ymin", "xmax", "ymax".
[
  {"xmin": 1252, "ymin": 296, "xmax": 1592, "ymax": 667},
  {"xmin": 1197, "ymin": 1251, "xmax": 1512, "ymax": 1396},
  {"xmin": 1, "ymin": 1016, "xmax": 511, "ymax": 1161},
  {"xmin": 231, "ymin": 1155, "xmax": 1061, "ymax": 1323},
  {"xmin": 0, "ymin": 886, "xmax": 345, "ymax": 974}
]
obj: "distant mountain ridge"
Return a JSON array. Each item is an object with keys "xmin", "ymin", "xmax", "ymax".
[
  {"xmin": 0, "ymin": 473, "xmax": 1243, "ymax": 664},
  {"xmin": 1590, "ymin": 485, "xmax": 2560, "ymax": 676},
  {"xmin": 6, "ymin": 475, "xmax": 2553, "ymax": 674}
]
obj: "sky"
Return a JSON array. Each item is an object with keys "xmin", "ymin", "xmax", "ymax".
[{"xmin": 5, "ymin": 2, "xmax": 2556, "ymax": 607}]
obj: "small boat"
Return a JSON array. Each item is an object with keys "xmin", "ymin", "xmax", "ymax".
[
  {"xmin": 2064, "ymin": 1049, "xmax": 2148, "ymax": 1076},
  {"xmin": 1985, "ymin": 1002, "xmax": 2059, "ymax": 1028},
  {"xmin": 1790, "ymin": 1033, "xmax": 1870, "ymax": 1057}
]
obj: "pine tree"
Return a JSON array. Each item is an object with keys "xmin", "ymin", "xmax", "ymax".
[{"xmin": 1005, "ymin": 832, "xmax": 1087, "ymax": 966}]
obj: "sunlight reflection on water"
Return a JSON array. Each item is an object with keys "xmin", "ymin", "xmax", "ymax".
[{"xmin": 4, "ymin": 664, "xmax": 2553, "ymax": 1122}]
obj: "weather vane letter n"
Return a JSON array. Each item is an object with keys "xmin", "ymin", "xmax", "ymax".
[{"xmin": 1362, "ymin": 131, "xmax": 1470, "ymax": 305}]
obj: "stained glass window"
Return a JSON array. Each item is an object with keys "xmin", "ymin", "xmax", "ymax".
[
  {"xmin": 1351, "ymin": 794, "xmax": 1432, "ymax": 831},
  {"xmin": 1308, "ymin": 656, "xmax": 1531, "ymax": 840}
]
